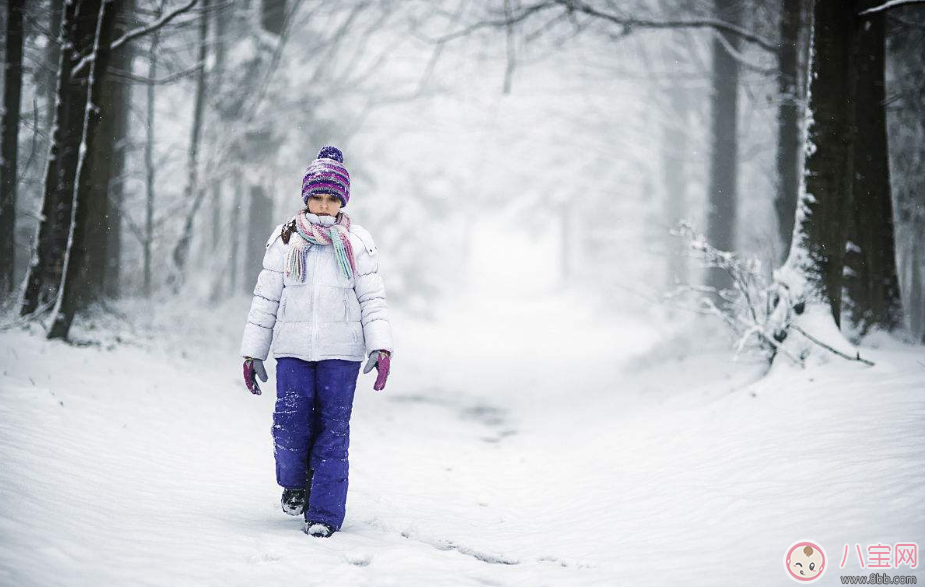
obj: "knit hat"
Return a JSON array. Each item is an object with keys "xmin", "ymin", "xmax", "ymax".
[{"xmin": 301, "ymin": 146, "xmax": 350, "ymax": 207}]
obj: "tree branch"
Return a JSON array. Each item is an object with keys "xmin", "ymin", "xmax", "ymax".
[
  {"xmin": 434, "ymin": 0, "xmax": 777, "ymax": 55},
  {"xmin": 106, "ymin": 63, "xmax": 202, "ymax": 85},
  {"xmin": 790, "ymin": 324, "xmax": 876, "ymax": 366},
  {"xmin": 431, "ymin": 1, "xmax": 559, "ymax": 43},
  {"xmin": 73, "ymin": 0, "xmax": 200, "ymax": 76},
  {"xmin": 861, "ymin": 0, "xmax": 925, "ymax": 15},
  {"xmin": 503, "ymin": 0, "xmax": 517, "ymax": 93},
  {"xmin": 562, "ymin": 0, "xmax": 777, "ymax": 54}
]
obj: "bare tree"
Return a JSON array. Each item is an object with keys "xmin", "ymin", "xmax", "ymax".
[
  {"xmin": 662, "ymin": 69, "xmax": 692, "ymax": 288},
  {"xmin": 884, "ymin": 6, "xmax": 925, "ymax": 341},
  {"xmin": 242, "ymin": 0, "xmax": 289, "ymax": 292},
  {"xmin": 774, "ymin": 0, "xmax": 808, "ymax": 261},
  {"xmin": 209, "ymin": 3, "xmax": 230, "ymax": 252},
  {"xmin": 704, "ymin": 0, "xmax": 742, "ymax": 301},
  {"xmin": 143, "ymin": 6, "xmax": 163, "ymax": 299},
  {"xmin": 0, "ymin": 0, "xmax": 25, "ymax": 297},
  {"xmin": 170, "ymin": 0, "xmax": 211, "ymax": 290}
]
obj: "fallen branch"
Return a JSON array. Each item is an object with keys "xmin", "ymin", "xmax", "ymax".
[{"xmin": 790, "ymin": 324, "xmax": 876, "ymax": 366}]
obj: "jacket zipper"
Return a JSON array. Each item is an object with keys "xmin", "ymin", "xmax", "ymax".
[{"xmin": 310, "ymin": 249, "xmax": 321, "ymax": 359}]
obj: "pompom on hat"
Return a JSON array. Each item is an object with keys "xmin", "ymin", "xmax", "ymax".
[{"xmin": 301, "ymin": 146, "xmax": 350, "ymax": 207}]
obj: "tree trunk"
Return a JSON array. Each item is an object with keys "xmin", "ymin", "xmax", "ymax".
[
  {"xmin": 170, "ymin": 0, "xmax": 210, "ymax": 289},
  {"xmin": 843, "ymin": 3, "xmax": 902, "ymax": 335},
  {"xmin": 21, "ymin": 0, "xmax": 88, "ymax": 316},
  {"xmin": 210, "ymin": 4, "xmax": 229, "ymax": 252},
  {"xmin": 0, "ymin": 0, "xmax": 25, "ymax": 297},
  {"xmin": 143, "ymin": 25, "xmax": 159, "ymax": 298},
  {"xmin": 910, "ymin": 246, "xmax": 924, "ymax": 343},
  {"xmin": 705, "ymin": 0, "xmax": 741, "ymax": 299},
  {"xmin": 104, "ymin": 2, "xmax": 133, "ymax": 299},
  {"xmin": 776, "ymin": 0, "xmax": 857, "ymax": 354},
  {"xmin": 244, "ymin": 185, "xmax": 273, "ymax": 286},
  {"xmin": 82, "ymin": 0, "xmax": 133, "ymax": 302},
  {"xmin": 42, "ymin": 0, "xmax": 65, "ymax": 138},
  {"xmin": 230, "ymin": 171, "xmax": 243, "ymax": 294},
  {"xmin": 884, "ymin": 5, "xmax": 925, "ymax": 342},
  {"xmin": 775, "ymin": 0, "xmax": 804, "ymax": 262},
  {"xmin": 244, "ymin": 183, "xmax": 273, "ymax": 294},
  {"xmin": 48, "ymin": 0, "xmax": 120, "ymax": 340},
  {"xmin": 663, "ymin": 81, "xmax": 689, "ymax": 288}
]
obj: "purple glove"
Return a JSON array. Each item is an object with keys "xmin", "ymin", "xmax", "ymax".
[
  {"xmin": 362, "ymin": 350, "xmax": 391, "ymax": 392},
  {"xmin": 243, "ymin": 357, "xmax": 268, "ymax": 395}
]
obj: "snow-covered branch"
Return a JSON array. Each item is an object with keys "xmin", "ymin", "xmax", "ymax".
[
  {"xmin": 668, "ymin": 222, "xmax": 876, "ymax": 368},
  {"xmin": 861, "ymin": 0, "xmax": 925, "ymax": 15}
]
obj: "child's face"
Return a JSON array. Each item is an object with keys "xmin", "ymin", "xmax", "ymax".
[{"xmin": 307, "ymin": 193, "xmax": 342, "ymax": 217}]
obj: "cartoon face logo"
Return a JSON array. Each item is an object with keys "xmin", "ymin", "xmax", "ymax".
[{"xmin": 784, "ymin": 540, "xmax": 827, "ymax": 582}]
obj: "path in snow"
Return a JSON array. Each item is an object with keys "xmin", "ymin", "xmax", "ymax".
[{"xmin": 0, "ymin": 292, "xmax": 923, "ymax": 586}]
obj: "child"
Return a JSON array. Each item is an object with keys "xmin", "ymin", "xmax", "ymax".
[{"xmin": 239, "ymin": 146, "xmax": 393, "ymax": 538}]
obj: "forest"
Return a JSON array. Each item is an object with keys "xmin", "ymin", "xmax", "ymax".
[{"xmin": 0, "ymin": 0, "xmax": 922, "ymax": 347}]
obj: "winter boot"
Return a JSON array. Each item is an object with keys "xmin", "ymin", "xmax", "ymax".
[
  {"xmin": 281, "ymin": 489, "xmax": 306, "ymax": 516},
  {"xmin": 304, "ymin": 521, "xmax": 335, "ymax": 538}
]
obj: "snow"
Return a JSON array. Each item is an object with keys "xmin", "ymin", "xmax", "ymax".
[{"xmin": 1, "ymin": 291, "xmax": 922, "ymax": 586}]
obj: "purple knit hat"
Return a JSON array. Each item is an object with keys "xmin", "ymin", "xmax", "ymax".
[{"xmin": 302, "ymin": 146, "xmax": 350, "ymax": 207}]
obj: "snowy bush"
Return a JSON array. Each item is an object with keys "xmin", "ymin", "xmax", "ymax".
[
  {"xmin": 668, "ymin": 222, "xmax": 875, "ymax": 368},
  {"xmin": 667, "ymin": 222, "xmax": 806, "ymax": 365}
]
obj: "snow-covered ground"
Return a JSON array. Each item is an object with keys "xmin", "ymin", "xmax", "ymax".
[{"xmin": 1, "ymin": 291, "xmax": 923, "ymax": 587}]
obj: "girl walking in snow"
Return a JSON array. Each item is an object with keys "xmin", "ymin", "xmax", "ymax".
[{"xmin": 240, "ymin": 146, "xmax": 393, "ymax": 538}]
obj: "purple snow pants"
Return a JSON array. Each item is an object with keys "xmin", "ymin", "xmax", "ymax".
[{"xmin": 273, "ymin": 357, "xmax": 362, "ymax": 530}]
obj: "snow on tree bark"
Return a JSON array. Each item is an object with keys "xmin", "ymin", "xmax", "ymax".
[
  {"xmin": 42, "ymin": 0, "xmax": 66, "ymax": 139},
  {"xmin": 21, "ymin": 0, "xmax": 84, "ymax": 317},
  {"xmin": 47, "ymin": 0, "xmax": 120, "ymax": 340},
  {"xmin": 775, "ymin": 0, "xmax": 807, "ymax": 262},
  {"xmin": 773, "ymin": 0, "xmax": 859, "ymax": 361}
]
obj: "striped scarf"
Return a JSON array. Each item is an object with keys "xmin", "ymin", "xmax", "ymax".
[{"xmin": 284, "ymin": 212, "xmax": 357, "ymax": 282}]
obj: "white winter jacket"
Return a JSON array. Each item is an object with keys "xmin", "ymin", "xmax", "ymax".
[{"xmin": 240, "ymin": 213, "xmax": 393, "ymax": 363}]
